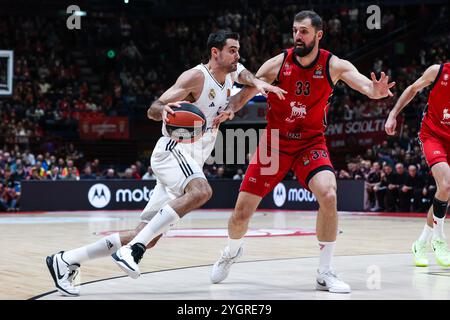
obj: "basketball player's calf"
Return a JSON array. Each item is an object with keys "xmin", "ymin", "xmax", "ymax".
[
  {"xmin": 210, "ymin": 191, "xmax": 261, "ymax": 284},
  {"xmin": 308, "ymin": 170, "xmax": 350, "ymax": 293},
  {"xmin": 112, "ymin": 178, "xmax": 212, "ymax": 278},
  {"xmin": 427, "ymin": 162, "xmax": 450, "ymax": 266}
]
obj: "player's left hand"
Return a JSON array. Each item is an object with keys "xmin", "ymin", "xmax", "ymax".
[
  {"xmin": 371, "ymin": 72, "xmax": 396, "ymax": 98},
  {"xmin": 255, "ymin": 82, "xmax": 287, "ymax": 100},
  {"xmin": 212, "ymin": 109, "xmax": 235, "ymax": 128}
]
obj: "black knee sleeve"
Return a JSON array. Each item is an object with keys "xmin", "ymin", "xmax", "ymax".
[{"xmin": 433, "ymin": 197, "xmax": 448, "ymax": 219}]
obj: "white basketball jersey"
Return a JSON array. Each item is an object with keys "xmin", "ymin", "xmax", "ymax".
[{"xmin": 162, "ymin": 63, "xmax": 245, "ymax": 166}]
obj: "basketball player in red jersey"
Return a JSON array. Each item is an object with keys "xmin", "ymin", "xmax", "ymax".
[
  {"xmin": 385, "ymin": 63, "xmax": 450, "ymax": 268},
  {"xmin": 210, "ymin": 11, "xmax": 395, "ymax": 293}
]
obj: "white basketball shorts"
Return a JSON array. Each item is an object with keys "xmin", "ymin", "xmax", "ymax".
[{"xmin": 140, "ymin": 136, "xmax": 206, "ymax": 222}]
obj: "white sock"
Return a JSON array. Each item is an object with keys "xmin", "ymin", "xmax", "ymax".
[
  {"xmin": 418, "ymin": 224, "xmax": 433, "ymax": 243},
  {"xmin": 432, "ymin": 215, "xmax": 446, "ymax": 240},
  {"xmin": 227, "ymin": 237, "xmax": 243, "ymax": 257},
  {"xmin": 318, "ymin": 241, "xmax": 336, "ymax": 274},
  {"xmin": 63, "ymin": 233, "xmax": 121, "ymax": 265},
  {"xmin": 130, "ymin": 204, "xmax": 180, "ymax": 246}
]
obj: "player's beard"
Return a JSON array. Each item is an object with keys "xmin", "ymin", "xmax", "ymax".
[{"xmin": 293, "ymin": 38, "xmax": 316, "ymax": 57}]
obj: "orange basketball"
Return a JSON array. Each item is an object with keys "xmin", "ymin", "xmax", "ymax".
[{"xmin": 165, "ymin": 103, "xmax": 207, "ymax": 143}]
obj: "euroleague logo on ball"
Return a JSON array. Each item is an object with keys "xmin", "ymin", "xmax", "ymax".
[
  {"xmin": 165, "ymin": 103, "xmax": 206, "ymax": 143},
  {"xmin": 88, "ymin": 183, "xmax": 111, "ymax": 208}
]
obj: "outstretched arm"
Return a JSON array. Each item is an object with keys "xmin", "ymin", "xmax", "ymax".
[
  {"xmin": 147, "ymin": 69, "xmax": 203, "ymax": 121},
  {"xmin": 330, "ymin": 56, "xmax": 395, "ymax": 99},
  {"xmin": 237, "ymin": 68, "xmax": 287, "ymax": 100},
  {"xmin": 213, "ymin": 53, "xmax": 286, "ymax": 127},
  {"xmin": 231, "ymin": 53, "xmax": 286, "ymax": 113},
  {"xmin": 385, "ymin": 64, "xmax": 440, "ymax": 135}
]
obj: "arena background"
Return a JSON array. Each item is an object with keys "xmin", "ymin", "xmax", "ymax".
[{"xmin": 0, "ymin": 0, "xmax": 449, "ymax": 303}]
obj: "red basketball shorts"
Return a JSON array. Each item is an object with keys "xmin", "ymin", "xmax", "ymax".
[
  {"xmin": 419, "ymin": 131, "xmax": 450, "ymax": 168},
  {"xmin": 240, "ymin": 137, "xmax": 334, "ymax": 198}
]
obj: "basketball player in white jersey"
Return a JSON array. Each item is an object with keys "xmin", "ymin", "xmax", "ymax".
[{"xmin": 46, "ymin": 30, "xmax": 286, "ymax": 295}]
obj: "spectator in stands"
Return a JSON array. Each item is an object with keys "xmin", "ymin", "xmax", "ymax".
[
  {"xmin": 365, "ymin": 161, "xmax": 381, "ymax": 211},
  {"xmin": 103, "ymin": 168, "xmax": 118, "ymax": 179},
  {"xmin": 34, "ymin": 161, "xmax": 47, "ymax": 179},
  {"xmin": 63, "ymin": 167, "xmax": 80, "ymax": 181},
  {"xmin": 212, "ymin": 166, "xmax": 226, "ymax": 179},
  {"xmin": 399, "ymin": 165, "xmax": 424, "ymax": 212},
  {"xmin": 61, "ymin": 160, "xmax": 80, "ymax": 179},
  {"xmin": 339, "ymin": 162, "xmax": 364, "ymax": 180},
  {"xmin": 56, "ymin": 158, "xmax": 66, "ymax": 172},
  {"xmin": 80, "ymin": 165, "xmax": 97, "ymax": 180},
  {"xmin": 29, "ymin": 167, "xmax": 44, "ymax": 181},
  {"xmin": 0, "ymin": 181, "xmax": 19, "ymax": 212},
  {"xmin": 384, "ymin": 163, "xmax": 407, "ymax": 211},
  {"xmin": 142, "ymin": 166, "xmax": 156, "ymax": 180},
  {"xmin": 122, "ymin": 168, "xmax": 134, "ymax": 179},
  {"xmin": 91, "ymin": 158, "xmax": 102, "ymax": 177},
  {"xmin": 233, "ymin": 168, "xmax": 244, "ymax": 180},
  {"xmin": 47, "ymin": 165, "xmax": 62, "ymax": 180},
  {"xmin": 130, "ymin": 164, "xmax": 141, "ymax": 180},
  {"xmin": 374, "ymin": 164, "xmax": 393, "ymax": 212},
  {"xmin": 11, "ymin": 164, "xmax": 27, "ymax": 184}
]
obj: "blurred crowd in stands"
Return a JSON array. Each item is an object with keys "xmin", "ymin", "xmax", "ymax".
[{"xmin": 0, "ymin": 2, "xmax": 448, "ymax": 212}]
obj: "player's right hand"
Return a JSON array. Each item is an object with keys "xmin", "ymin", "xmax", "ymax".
[
  {"xmin": 385, "ymin": 114, "xmax": 397, "ymax": 135},
  {"xmin": 212, "ymin": 109, "xmax": 235, "ymax": 128},
  {"xmin": 256, "ymin": 82, "xmax": 287, "ymax": 100},
  {"xmin": 162, "ymin": 101, "xmax": 184, "ymax": 122}
]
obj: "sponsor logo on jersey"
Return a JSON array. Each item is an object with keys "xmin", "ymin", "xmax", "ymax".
[
  {"xmin": 443, "ymin": 108, "xmax": 450, "ymax": 120},
  {"xmin": 287, "ymin": 132, "xmax": 301, "ymax": 140},
  {"xmin": 249, "ymin": 177, "xmax": 257, "ymax": 183},
  {"xmin": 209, "ymin": 102, "xmax": 215, "ymax": 108},
  {"xmin": 433, "ymin": 151, "xmax": 442, "ymax": 155},
  {"xmin": 286, "ymin": 102, "xmax": 307, "ymax": 122},
  {"xmin": 443, "ymin": 73, "xmax": 449, "ymax": 81},
  {"xmin": 283, "ymin": 62, "xmax": 292, "ymax": 76},
  {"xmin": 313, "ymin": 64, "xmax": 324, "ymax": 78},
  {"xmin": 208, "ymin": 88, "xmax": 216, "ymax": 100},
  {"xmin": 303, "ymin": 155, "xmax": 310, "ymax": 166}
]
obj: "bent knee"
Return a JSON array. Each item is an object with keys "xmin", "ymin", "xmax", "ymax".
[
  {"xmin": 191, "ymin": 181, "xmax": 213, "ymax": 204},
  {"xmin": 439, "ymin": 179, "xmax": 450, "ymax": 197}
]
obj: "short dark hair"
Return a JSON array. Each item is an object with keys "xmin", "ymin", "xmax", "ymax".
[
  {"xmin": 294, "ymin": 10, "xmax": 323, "ymax": 31},
  {"xmin": 206, "ymin": 30, "xmax": 240, "ymax": 58}
]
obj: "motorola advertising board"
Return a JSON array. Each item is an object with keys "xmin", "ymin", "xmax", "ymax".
[{"xmin": 20, "ymin": 180, "xmax": 364, "ymax": 212}]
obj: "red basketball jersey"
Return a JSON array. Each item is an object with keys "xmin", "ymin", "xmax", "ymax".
[
  {"xmin": 421, "ymin": 63, "xmax": 450, "ymax": 141},
  {"xmin": 265, "ymin": 48, "xmax": 334, "ymax": 150}
]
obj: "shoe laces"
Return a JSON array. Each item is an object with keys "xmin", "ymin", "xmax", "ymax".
[
  {"xmin": 415, "ymin": 241, "xmax": 428, "ymax": 256},
  {"xmin": 319, "ymin": 269, "xmax": 343, "ymax": 285},
  {"xmin": 433, "ymin": 239, "xmax": 449, "ymax": 254},
  {"xmin": 217, "ymin": 248, "xmax": 240, "ymax": 267}
]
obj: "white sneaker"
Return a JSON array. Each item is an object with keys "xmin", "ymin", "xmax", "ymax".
[
  {"xmin": 46, "ymin": 251, "xmax": 80, "ymax": 296},
  {"xmin": 112, "ymin": 243, "xmax": 146, "ymax": 279},
  {"xmin": 210, "ymin": 246, "xmax": 243, "ymax": 284},
  {"xmin": 316, "ymin": 269, "xmax": 351, "ymax": 293}
]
